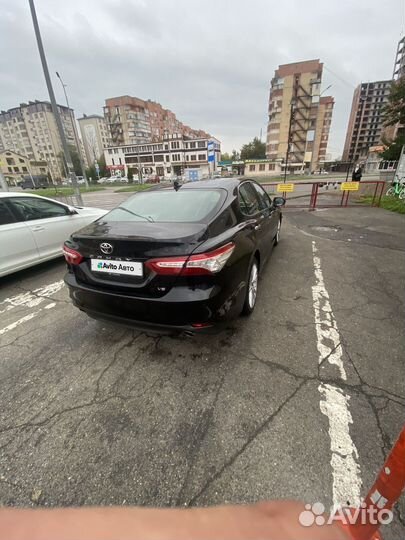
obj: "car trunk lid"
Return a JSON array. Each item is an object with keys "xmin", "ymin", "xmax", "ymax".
[{"xmin": 70, "ymin": 220, "xmax": 208, "ymax": 297}]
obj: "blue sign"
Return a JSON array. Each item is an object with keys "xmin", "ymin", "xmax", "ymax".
[
  {"xmin": 188, "ymin": 169, "xmax": 199, "ymax": 182},
  {"xmin": 207, "ymin": 140, "xmax": 215, "ymax": 163}
]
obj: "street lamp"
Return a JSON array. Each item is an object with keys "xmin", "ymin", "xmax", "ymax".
[
  {"xmin": 56, "ymin": 71, "xmax": 89, "ymax": 188},
  {"xmin": 28, "ymin": 0, "xmax": 82, "ymax": 204}
]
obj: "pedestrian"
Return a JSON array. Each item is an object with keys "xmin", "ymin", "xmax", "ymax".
[{"xmin": 352, "ymin": 164, "xmax": 363, "ymax": 182}]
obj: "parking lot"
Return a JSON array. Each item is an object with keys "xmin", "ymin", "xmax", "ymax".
[{"xmin": 1, "ymin": 199, "xmax": 404, "ymax": 539}]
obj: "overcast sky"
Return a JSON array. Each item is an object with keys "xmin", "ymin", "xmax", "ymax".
[{"xmin": 1, "ymin": 0, "xmax": 404, "ymax": 156}]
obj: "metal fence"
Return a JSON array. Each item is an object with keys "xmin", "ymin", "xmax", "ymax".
[{"xmin": 261, "ymin": 180, "xmax": 386, "ymax": 210}]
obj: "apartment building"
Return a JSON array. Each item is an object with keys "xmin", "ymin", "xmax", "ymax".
[
  {"xmin": 393, "ymin": 35, "xmax": 405, "ymax": 80},
  {"xmin": 313, "ymin": 96, "xmax": 335, "ymax": 166},
  {"xmin": 78, "ymin": 114, "xmax": 112, "ymax": 165},
  {"xmin": 104, "ymin": 133, "xmax": 220, "ymax": 180},
  {"xmin": 0, "ymin": 100, "xmax": 85, "ymax": 180},
  {"xmin": 104, "ymin": 95, "xmax": 210, "ymax": 147},
  {"xmin": 0, "ymin": 149, "xmax": 48, "ymax": 186},
  {"xmin": 266, "ymin": 59, "xmax": 334, "ymax": 172},
  {"xmin": 342, "ymin": 80, "xmax": 392, "ymax": 164}
]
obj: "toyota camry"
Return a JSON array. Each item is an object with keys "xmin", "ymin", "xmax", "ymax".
[{"xmin": 63, "ymin": 179, "xmax": 285, "ymax": 333}]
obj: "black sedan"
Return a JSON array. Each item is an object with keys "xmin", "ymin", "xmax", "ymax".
[{"xmin": 63, "ymin": 178, "xmax": 285, "ymax": 334}]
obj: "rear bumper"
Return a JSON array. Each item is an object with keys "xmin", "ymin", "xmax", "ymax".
[{"xmin": 64, "ymin": 272, "xmax": 245, "ymax": 334}]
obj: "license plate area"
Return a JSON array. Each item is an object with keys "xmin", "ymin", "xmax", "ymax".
[{"xmin": 90, "ymin": 259, "xmax": 143, "ymax": 277}]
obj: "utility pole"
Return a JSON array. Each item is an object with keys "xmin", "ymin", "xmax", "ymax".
[
  {"xmin": 56, "ymin": 71, "xmax": 89, "ymax": 188},
  {"xmin": 0, "ymin": 165, "xmax": 9, "ymax": 192},
  {"xmin": 28, "ymin": 0, "xmax": 83, "ymax": 205}
]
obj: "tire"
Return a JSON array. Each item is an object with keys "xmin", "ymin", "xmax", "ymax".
[
  {"xmin": 399, "ymin": 188, "xmax": 405, "ymax": 201},
  {"xmin": 386, "ymin": 187, "xmax": 395, "ymax": 197},
  {"xmin": 274, "ymin": 218, "xmax": 281, "ymax": 246},
  {"xmin": 242, "ymin": 258, "xmax": 259, "ymax": 316}
]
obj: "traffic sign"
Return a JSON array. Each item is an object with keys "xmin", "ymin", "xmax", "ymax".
[
  {"xmin": 277, "ymin": 183, "xmax": 294, "ymax": 192},
  {"xmin": 341, "ymin": 182, "xmax": 360, "ymax": 191},
  {"xmin": 207, "ymin": 141, "xmax": 215, "ymax": 163}
]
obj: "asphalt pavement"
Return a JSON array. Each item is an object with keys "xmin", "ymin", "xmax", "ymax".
[{"xmin": 0, "ymin": 201, "xmax": 404, "ymax": 539}]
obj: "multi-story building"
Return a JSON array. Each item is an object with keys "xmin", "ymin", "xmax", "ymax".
[
  {"xmin": 104, "ymin": 95, "xmax": 210, "ymax": 147},
  {"xmin": 0, "ymin": 100, "xmax": 85, "ymax": 181},
  {"xmin": 78, "ymin": 114, "xmax": 112, "ymax": 165},
  {"xmin": 104, "ymin": 134, "xmax": 220, "ymax": 181},
  {"xmin": 266, "ymin": 59, "xmax": 334, "ymax": 172},
  {"xmin": 342, "ymin": 80, "xmax": 392, "ymax": 164},
  {"xmin": 393, "ymin": 35, "xmax": 405, "ymax": 80},
  {"xmin": 0, "ymin": 149, "xmax": 48, "ymax": 186}
]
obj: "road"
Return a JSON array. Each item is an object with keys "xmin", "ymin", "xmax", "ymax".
[{"xmin": 0, "ymin": 201, "xmax": 404, "ymax": 539}]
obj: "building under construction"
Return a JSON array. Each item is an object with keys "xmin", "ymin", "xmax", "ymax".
[
  {"xmin": 393, "ymin": 35, "xmax": 405, "ymax": 80},
  {"xmin": 266, "ymin": 59, "xmax": 334, "ymax": 173}
]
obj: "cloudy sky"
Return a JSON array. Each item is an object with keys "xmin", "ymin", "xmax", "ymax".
[{"xmin": 1, "ymin": 0, "xmax": 404, "ymax": 156}]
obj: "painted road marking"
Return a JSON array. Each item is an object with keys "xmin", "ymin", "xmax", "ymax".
[
  {"xmin": 0, "ymin": 303, "xmax": 57, "ymax": 336},
  {"xmin": 0, "ymin": 281, "xmax": 64, "ymax": 314},
  {"xmin": 311, "ymin": 241, "xmax": 362, "ymax": 509}
]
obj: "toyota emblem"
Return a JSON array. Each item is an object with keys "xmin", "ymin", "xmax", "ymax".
[{"xmin": 100, "ymin": 242, "xmax": 113, "ymax": 255}]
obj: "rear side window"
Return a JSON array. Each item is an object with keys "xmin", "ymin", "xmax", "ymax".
[
  {"xmin": 251, "ymin": 182, "xmax": 272, "ymax": 210},
  {"xmin": 8, "ymin": 197, "xmax": 68, "ymax": 221},
  {"xmin": 238, "ymin": 183, "xmax": 261, "ymax": 216},
  {"xmin": 0, "ymin": 200, "xmax": 16, "ymax": 225},
  {"xmin": 103, "ymin": 189, "xmax": 224, "ymax": 223}
]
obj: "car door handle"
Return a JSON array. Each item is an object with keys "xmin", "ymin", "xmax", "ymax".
[{"xmin": 31, "ymin": 225, "xmax": 45, "ymax": 232}]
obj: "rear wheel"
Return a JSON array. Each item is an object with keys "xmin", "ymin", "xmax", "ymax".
[
  {"xmin": 386, "ymin": 187, "xmax": 395, "ymax": 197},
  {"xmin": 274, "ymin": 218, "xmax": 281, "ymax": 246},
  {"xmin": 242, "ymin": 258, "xmax": 259, "ymax": 316},
  {"xmin": 399, "ymin": 188, "xmax": 405, "ymax": 200}
]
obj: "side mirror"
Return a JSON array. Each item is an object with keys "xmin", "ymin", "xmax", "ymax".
[
  {"xmin": 273, "ymin": 197, "xmax": 286, "ymax": 207},
  {"xmin": 67, "ymin": 206, "xmax": 78, "ymax": 215}
]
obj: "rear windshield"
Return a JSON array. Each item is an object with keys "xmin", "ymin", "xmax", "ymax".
[{"xmin": 102, "ymin": 189, "xmax": 224, "ymax": 223}]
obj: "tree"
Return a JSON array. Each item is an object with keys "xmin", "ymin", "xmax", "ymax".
[
  {"xmin": 240, "ymin": 137, "xmax": 266, "ymax": 160},
  {"xmin": 379, "ymin": 79, "xmax": 405, "ymax": 161},
  {"xmin": 58, "ymin": 144, "xmax": 82, "ymax": 177},
  {"xmin": 380, "ymin": 134, "xmax": 405, "ymax": 161},
  {"xmin": 221, "ymin": 150, "xmax": 241, "ymax": 161},
  {"xmin": 382, "ymin": 78, "xmax": 405, "ymax": 127},
  {"xmin": 85, "ymin": 154, "xmax": 108, "ymax": 184}
]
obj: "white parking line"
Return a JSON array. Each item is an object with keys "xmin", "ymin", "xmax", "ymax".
[
  {"xmin": 311, "ymin": 241, "xmax": 362, "ymax": 509},
  {"xmin": 0, "ymin": 280, "xmax": 64, "ymax": 314},
  {"xmin": 1, "ymin": 310, "xmax": 39, "ymax": 336}
]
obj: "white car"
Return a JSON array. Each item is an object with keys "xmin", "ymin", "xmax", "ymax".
[{"xmin": 0, "ymin": 192, "xmax": 107, "ymax": 277}]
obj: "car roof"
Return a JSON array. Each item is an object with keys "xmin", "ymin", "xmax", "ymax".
[
  {"xmin": 154, "ymin": 177, "xmax": 251, "ymax": 193},
  {"xmin": 0, "ymin": 191, "xmax": 46, "ymax": 199}
]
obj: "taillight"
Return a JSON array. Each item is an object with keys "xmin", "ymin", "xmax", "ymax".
[
  {"xmin": 63, "ymin": 244, "xmax": 83, "ymax": 265},
  {"xmin": 145, "ymin": 243, "xmax": 235, "ymax": 276}
]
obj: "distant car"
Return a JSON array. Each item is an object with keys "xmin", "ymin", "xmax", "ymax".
[
  {"xmin": 19, "ymin": 176, "xmax": 50, "ymax": 190},
  {"xmin": 64, "ymin": 178, "xmax": 285, "ymax": 333},
  {"xmin": 0, "ymin": 192, "xmax": 106, "ymax": 278}
]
